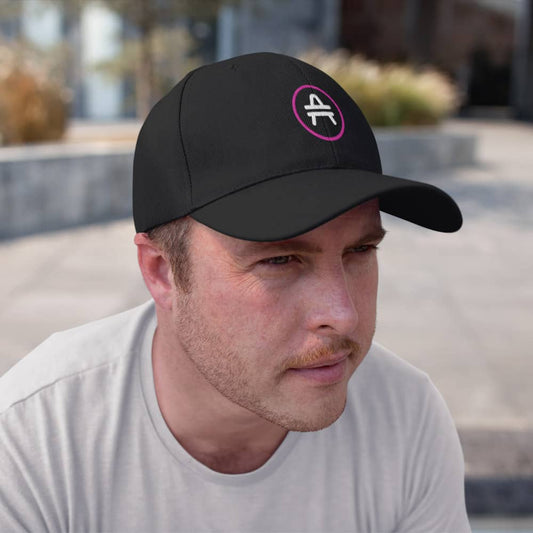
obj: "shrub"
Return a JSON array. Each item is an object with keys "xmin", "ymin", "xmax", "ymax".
[
  {"xmin": 300, "ymin": 49, "xmax": 460, "ymax": 127},
  {"xmin": 0, "ymin": 43, "xmax": 71, "ymax": 146}
]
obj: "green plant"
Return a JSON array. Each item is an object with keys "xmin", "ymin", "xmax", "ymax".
[{"xmin": 300, "ymin": 49, "xmax": 460, "ymax": 127}]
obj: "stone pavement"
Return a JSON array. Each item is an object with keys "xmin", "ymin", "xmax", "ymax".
[{"xmin": 0, "ymin": 118, "xmax": 532, "ymax": 518}]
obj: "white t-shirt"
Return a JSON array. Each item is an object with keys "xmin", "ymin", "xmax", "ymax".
[{"xmin": 0, "ymin": 300, "xmax": 470, "ymax": 533}]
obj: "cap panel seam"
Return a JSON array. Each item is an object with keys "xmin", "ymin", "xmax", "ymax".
[
  {"xmin": 286, "ymin": 57, "xmax": 340, "ymax": 165},
  {"xmin": 177, "ymin": 69, "xmax": 198, "ymax": 212}
]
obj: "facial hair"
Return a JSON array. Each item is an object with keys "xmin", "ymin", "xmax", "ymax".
[{"xmin": 171, "ymin": 287, "xmax": 365, "ymax": 433}]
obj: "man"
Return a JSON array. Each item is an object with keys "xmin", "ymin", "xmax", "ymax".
[{"xmin": 0, "ymin": 52, "xmax": 470, "ymax": 532}]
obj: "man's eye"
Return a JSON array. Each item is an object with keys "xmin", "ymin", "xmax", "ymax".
[
  {"xmin": 259, "ymin": 245, "xmax": 378, "ymax": 267},
  {"xmin": 350, "ymin": 244, "xmax": 379, "ymax": 253},
  {"xmin": 261, "ymin": 255, "xmax": 294, "ymax": 266}
]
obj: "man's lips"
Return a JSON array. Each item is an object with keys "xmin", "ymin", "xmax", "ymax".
[
  {"xmin": 287, "ymin": 352, "xmax": 350, "ymax": 385},
  {"xmin": 291, "ymin": 351, "xmax": 350, "ymax": 370}
]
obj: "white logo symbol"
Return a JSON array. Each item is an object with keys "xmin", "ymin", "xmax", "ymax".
[{"xmin": 304, "ymin": 93, "xmax": 337, "ymax": 126}]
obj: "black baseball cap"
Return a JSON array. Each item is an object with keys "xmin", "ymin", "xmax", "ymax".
[{"xmin": 133, "ymin": 52, "xmax": 462, "ymax": 241}]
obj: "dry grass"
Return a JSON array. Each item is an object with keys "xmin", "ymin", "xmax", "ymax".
[
  {"xmin": 300, "ymin": 49, "xmax": 460, "ymax": 127},
  {"xmin": 0, "ymin": 43, "xmax": 71, "ymax": 146}
]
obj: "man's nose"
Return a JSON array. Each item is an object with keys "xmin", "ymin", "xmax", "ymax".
[{"xmin": 304, "ymin": 266, "xmax": 360, "ymax": 336}]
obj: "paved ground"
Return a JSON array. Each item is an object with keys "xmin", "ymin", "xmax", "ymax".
[{"xmin": 1, "ymin": 118, "xmax": 532, "ymax": 523}]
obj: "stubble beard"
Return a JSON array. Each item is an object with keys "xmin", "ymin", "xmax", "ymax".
[{"xmin": 171, "ymin": 290, "xmax": 356, "ymax": 433}]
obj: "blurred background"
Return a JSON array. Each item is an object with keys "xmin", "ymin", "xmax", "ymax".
[
  {"xmin": 1, "ymin": 0, "xmax": 532, "ymax": 530},
  {"xmin": 0, "ymin": 0, "xmax": 530, "ymax": 129}
]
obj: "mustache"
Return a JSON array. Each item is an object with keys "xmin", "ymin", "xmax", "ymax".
[{"xmin": 284, "ymin": 337, "xmax": 361, "ymax": 371}]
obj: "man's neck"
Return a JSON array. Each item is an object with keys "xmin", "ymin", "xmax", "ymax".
[
  {"xmin": 151, "ymin": 326, "xmax": 288, "ymax": 474},
  {"xmin": 180, "ymin": 445, "xmax": 284, "ymax": 475}
]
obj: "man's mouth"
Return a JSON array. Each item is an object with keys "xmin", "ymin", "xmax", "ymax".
[{"xmin": 288, "ymin": 352, "xmax": 349, "ymax": 385}]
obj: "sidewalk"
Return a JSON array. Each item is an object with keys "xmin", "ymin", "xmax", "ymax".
[{"xmin": 1, "ymin": 118, "xmax": 532, "ymax": 518}]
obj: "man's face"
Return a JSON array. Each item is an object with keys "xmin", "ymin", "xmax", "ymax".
[{"xmin": 170, "ymin": 199, "xmax": 384, "ymax": 432}]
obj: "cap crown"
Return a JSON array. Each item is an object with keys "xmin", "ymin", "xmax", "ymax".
[{"xmin": 133, "ymin": 52, "xmax": 382, "ymax": 232}]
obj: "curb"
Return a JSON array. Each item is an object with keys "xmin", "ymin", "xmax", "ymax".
[
  {"xmin": 466, "ymin": 477, "xmax": 533, "ymax": 514},
  {"xmin": 459, "ymin": 428, "xmax": 533, "ymax": 514}
]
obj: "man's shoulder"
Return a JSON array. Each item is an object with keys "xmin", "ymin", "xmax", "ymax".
[
  {"xmin": 0, "ymin": 300, "xmax": 155, "ymax": 414},
  {"xmin": 357, "ymin": 341, "xmax": 430, "ymax": 386},
  {"xmin": 347, "ymin": 341, "xmax": 438, "ymax": 417}
]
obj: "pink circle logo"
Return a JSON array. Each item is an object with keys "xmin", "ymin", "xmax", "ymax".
[{"xmin": 292, "ymin": 85, "xmax": 345, "ymax": 141}]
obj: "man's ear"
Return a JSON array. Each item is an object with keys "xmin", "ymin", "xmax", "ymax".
[{"xmin": 134, "ymin": 233, "xmax": 174, "ymax": 311}]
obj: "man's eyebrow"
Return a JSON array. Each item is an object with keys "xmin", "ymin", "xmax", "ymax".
[{"xmin": 234, "ymin": 227, "xmax": 387, "ymax": 257}]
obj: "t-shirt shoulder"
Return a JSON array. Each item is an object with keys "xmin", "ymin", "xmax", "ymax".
[
  {"xmin": 0, "ymin": 300, "xmax": 155, "ymax": 414},
  {"xmin": 348, "ymin": 341, "xmax": 437, "ymax": 422},
  {"xmin": 351, "ymin": 343, "xmax": 468, "ymax": 532},
  {"xmin": 358, "ymin": 341, "xmax": 431, "ymax": 388}
]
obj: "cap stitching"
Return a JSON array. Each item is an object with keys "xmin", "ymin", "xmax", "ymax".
[
  {"xmin": 177, "ymin": 69, "xmax": 198, "ymax": 211},
  {"xmin": 286, "ymin": 57, "xmax": 340, "ymax": 166}
]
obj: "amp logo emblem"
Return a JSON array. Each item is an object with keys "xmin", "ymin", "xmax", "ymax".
[{"xmin": 292, "ymin": 84, "xmax": 345, "ymax": 141}]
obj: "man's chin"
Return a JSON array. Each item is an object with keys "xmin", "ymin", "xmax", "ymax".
[
  {"xmin": 286, "ymin": 411, "xmax": 346, "ymax": 433},
  {"xmin": 259, "ymin": 395, "xmax": 348, "ymax": 433}
]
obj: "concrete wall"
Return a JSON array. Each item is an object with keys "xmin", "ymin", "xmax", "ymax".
[
  {"xmin": 0, "ymin": 144, "xmax": 133, "ymax": 240},
  {"xmin": 0, "ymin": 131, "xmax": 476, "ymax": 240},
  {"xmin": 378, "ymin": 129, "xmax": 477, "ymax": 177}
]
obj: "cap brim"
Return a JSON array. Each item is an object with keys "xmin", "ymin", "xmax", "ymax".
[{"xmin": 190, "ymin": 168, "xmax": 462, "ymax": 241}]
